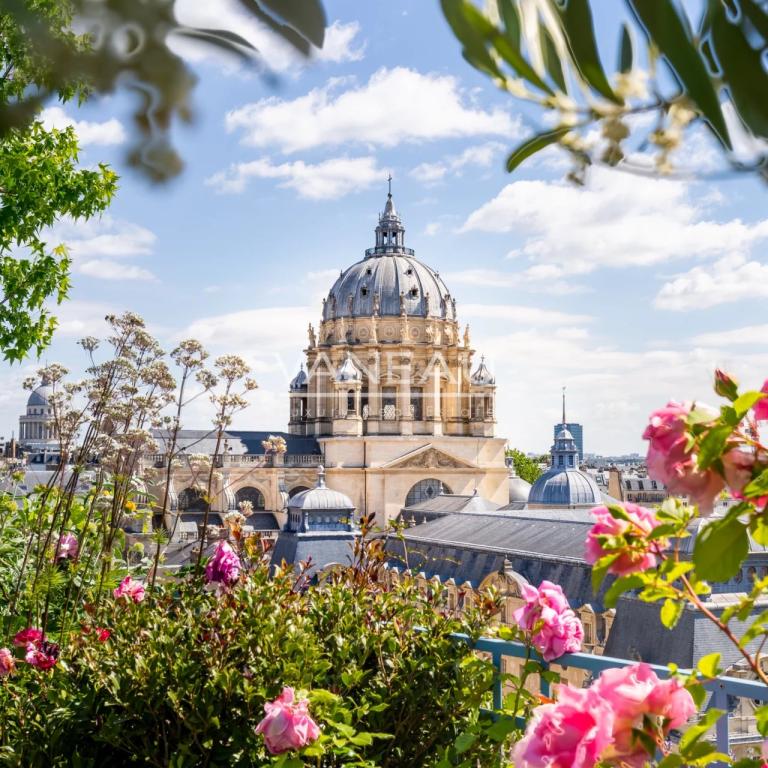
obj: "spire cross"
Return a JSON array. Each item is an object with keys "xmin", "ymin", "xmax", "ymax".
[{"xmin": 387, "ymin": 173, "xmax": 392, "ymax": 196}]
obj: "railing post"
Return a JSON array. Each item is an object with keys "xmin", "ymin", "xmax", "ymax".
[
  {"xmin": 491, "ymin": 649, "xmax": 503, "ymax": 711},
  {"xmin": 711, "ymin": 685, "xmax": 730, "ymax": 764}
]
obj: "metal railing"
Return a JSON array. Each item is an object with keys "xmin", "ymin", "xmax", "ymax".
[
  {"xmin": 454, "ymin": 633, "xmax": 768, "ymax": 758},
  {"xmin": 364, "ymin": 245, "xmax": 415, "ymax": 257}
]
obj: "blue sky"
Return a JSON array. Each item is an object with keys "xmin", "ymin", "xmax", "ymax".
[{"xmin": 2, "ymin": 0, "xmax": 768, "ymax": 455}]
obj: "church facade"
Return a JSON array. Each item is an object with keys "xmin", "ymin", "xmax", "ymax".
[{"xmin": 137, "ymin": 188, "xmax": 508, "ymax": 530}]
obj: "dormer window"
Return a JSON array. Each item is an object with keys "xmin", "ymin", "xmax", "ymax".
[
  {"xmin": 366, "ymin": 267, "xmax": 372, "ymax": 275},
  {"xmin": 410, "ymin": 288, "xmax": 418, "ymax": 297},
  {"xmin": 405, "ymin": 268, "xmax": 413, "ymax": 275},
  {"xmin": 361, "ymin": 287, "xmax": 368, "ymax": 297}
]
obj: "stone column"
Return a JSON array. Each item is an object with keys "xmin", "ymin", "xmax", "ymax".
[{"xmin": 398, "ymin": 354, "xmax": 413, "ymax": 436}]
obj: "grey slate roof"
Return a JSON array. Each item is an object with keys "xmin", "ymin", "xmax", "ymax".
[
  {"xmin": 248, "ymin": 512, "xmax": 279, "ymax": 531},
  {"xmin": 400, "ymin": 492, "xmax": 502, "ymax": 524},
  {"xmin": 151, "ymin": 429, "xmax": 320, "ymax": 457},
  {"xmin": 529, "ymin": 467, "xmax": 602, "ymax": 506},
  {"xmin": 270, "ymin": 531, "xmax": 357, "ymax": 579},
  {"xmin": 386, "ymin": 509, "xmax": 615, "ymax": 610},
  {"xmin": 605, "ymin": 596, "xmax": 765, "ymax": 669}
]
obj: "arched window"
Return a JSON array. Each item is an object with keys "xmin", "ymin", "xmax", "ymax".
[
  {"xmin": 405, "ymin": 478, "xmax": 452, "ymax": 507},
  {"xmin": 178, "ymin": 487, "xmax": 209, "ymax": 512},
  {"xmin": 288, "ymin": 486, "xmax": 310, "ymax": 498},
  {"xmin": 236, "ymin": 486, "xmax": 266, "ymax": 510},
  {"xmin": 347, "ymin": 390, "xmax": 355, "ymax": 414}
]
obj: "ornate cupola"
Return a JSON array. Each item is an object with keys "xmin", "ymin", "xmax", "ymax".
[
  {"xmin": 373, "ymin": 175, "xmax": 405, "ymax": 251},
  {"xmin": 288, "ymin": 363, "xmax": 309, "ymax": 434},
  {"xmin": 469, "ymin": 355, "xmax": 496, "ymax": 437}
]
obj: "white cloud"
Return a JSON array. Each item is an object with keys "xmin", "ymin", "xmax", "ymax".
[
  {"xmin": 692, "ymin": 324, "xmax": 768, "ymax": 347},
  {"xmin": 315, "ymin": 21, "xmax": 365, "ymax": 63},
  {"xmin": 446, "ymin": 268, "xmax": 588, "ymax": 296},
  {"xmin": 410, "ymin": 142, "xmax": 504, "ymax": 185},
  {"xmin": 461, "ymin": 303, "xmax": 592, "ymax": 326},
  {"xmin": 174, "ymin": 0, "xmax": 364, "ymax": 73},
  {"xmin": 40, "ymin": 106, "xmax": 126, "ymax": 146},
  {"xmin": 78, "ymin": 260, "xmax": 156, "ymax": 281},
  {"xmin": 460, "ymin": 168, "xmax": 768, "ymax": 275},
  {"xmin": 50, "ymin": 217, "xmax": 157, "ymax": 281},
  {"xmin": 655, "ymin": 254, "xmax": 768, "ymax": 311},
  {"xmin": 225, "ymin": 67, "xmax": 519, "ymax": 153},
  {"xmin": 206, "ymin": 155, "xmax": 383, "ymax": 199}
]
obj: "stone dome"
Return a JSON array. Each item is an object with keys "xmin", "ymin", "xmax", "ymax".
[
  {"xmin": 322, "ymin": 189, "xmax": 456, "ymax": 322},
  {"xmin": 471, "ymin": 357, "xmax": 495, "ymax": 386},
  {"xmin": 508, "ymin": 472, "xmax": 532, "ymax": 504},
  {"xmin": 288, "ymin": 467, "xmax": 355, "ymax": 513},
  {"xmin": 336, "ymin": 352, "xmax": 361, "ymax": 382},
  {"xmin": 528, "ymin": 467, "xmax": 601, "ymax": 507},
  {"xmin": 27, "ymin": 384, "xmax": 52, "ymax": 408}
]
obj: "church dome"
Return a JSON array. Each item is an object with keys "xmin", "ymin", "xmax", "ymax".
[
  {"xmin": 288, "ymin": 467, "xmax": 355, "ymax": 513},
  {"xmin": 471, "ymin": 357, "xmax": 495, "ymax": 386},
  {"xmin": 289, "ymin": 365, "xmax": 308, "ymax": 391},
  {"xmin": 508, "ymin": 471, "xmax": 532, "ymax": 504},
  {"xmin": 27, "ymin": 384, "xmax": 52, "ymax": 408},
  {"xmin": 322, "ymin": 188, "xmax": 456, "ymax": 322},
  {"xmin": 528, "ymin": 468, "xmax": 601, "ymax": 507}
]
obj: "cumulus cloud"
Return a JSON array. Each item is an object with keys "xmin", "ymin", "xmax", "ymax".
[
  {"xmin": 460, "ymin": 168, "xmax": 768, "ymax": 275},
  {"xmin": 692, "ymin": 324, "xmax": 768, "ymax": 347},
  {"xmin": 174, "ymin": 0, "xmax": 364, "ymax": 73},
  {"xmin": 655, "ymin": 254, "xmax": 768, "ymax": 311},
  {"xmin": 410, "ymin": 142, "xmax": 505, "ymax": 185},
  {"xmin": 460, "ymin": 303, "xmax": 592, "ymax": 326},
  {"xmin": 225, "ymin": 67, "xmax": 518, "ymax": 153},
  {"xmin": 50, "ymin": 217, "xmax": 157, "ymax": 281},
  {"xmin": 446, "ymin": 268, "xmax": 589, "ymax": 295},
  {"xmin": 206, "ymin": 155, "xmax": 383, "ymax": 199},
  {"xmin": 40, "ymin": 106, "xmax": 126, "ymax": 146}
]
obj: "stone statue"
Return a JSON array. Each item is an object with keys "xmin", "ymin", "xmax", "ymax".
[
  {"xmin": 329, "ymin": 295, "xmax": 337, "ymax": 319},
  {"xmin": 444, "ymin": 325, "xmax": 454, "ymax": 344},
  {"xmin": 347, "ymin": 293, "xmax": 354, "ymax": 314},
  {"xmin": 372, "ymin": 292, "xmax": 380, "ymax": 315},
  {"xmin": 464, "ymin": 324, "xmax": 470, "ymax": 348},
  {"xmin": 308, "ymin": 323, "xmax": 316, "ymax": 348},
  {"xmin": 399, "ymin": 291, "xmax": 406, "ymax": 316},
  {"xmin": 425, "ymin": 324, "xmax": 434, "ymax": 343},
  {"xmin": 452, "ymin": 298, "xmax": 457, "ymax": 316},
  {"xmin": 371, "ymin": 318, "xmax": 378, "ymax": 343}
]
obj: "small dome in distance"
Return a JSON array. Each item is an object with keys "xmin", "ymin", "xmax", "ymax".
[
  {"xmin": 289, "ymin": 364, "xmax": 308, "ymax": 391},
  {"xmin": 470, "ymin": 356, "xmax": 495, "ymax": 386},
  {"xmin": 288, "ymin": 466, "xmax": 355, "ymax": 513},
  {"xmin": 508, "ymin": 466, "xmax": 532, "ymax": 504}
]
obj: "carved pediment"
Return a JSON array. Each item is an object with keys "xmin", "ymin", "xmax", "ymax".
[{"xmin": 386, "ymin": 445, "xmax": 475, "ymax": 470}]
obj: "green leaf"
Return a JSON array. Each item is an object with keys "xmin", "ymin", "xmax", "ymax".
[
  {"xmin": 557, "ymin": 0, "xmax": 622, "ymax": 104},
  {"xmin": 454, "ymin": 732, "xmax": 477, "ymax": 754},
  {"xmin": 604, "ymin": 573, "xmax": 645, "ymax": 609},
  {"xmin": 696, "ymin": 652, "xmax": 721, "ymax": 678},
  {"xmin": 744, "ymin": 469, "xmax": 768, "ymax": 499},
  {"xmin": 441, "ymin": 0, "xmax": 506, "ymax": 81},
  {"xmin": 486, "ymin": 716, "xmax": 517, "ymax": 741},
  {"xmin": 619, "ymin": 23, "xmax": 633, "ymax": 73},
  {"xmin": 697, "ymin": 423, "xmax": 734, "ymax": 469},
  {"xmin": 733, "ymin": 391, "xmax": 766, "ymax": 420},
  {"xmin": 679, "ymin": 708, "xmax": 725, "ymax": 753},
  {"xmin": 497, "ymin": 0, "xmax": 520, "ymax": 47},
  {"xmin": 755, "ymin": 703, "xmax": 768, "ymax": 737},
  {"xmin": 628, "ymin": 0, "xmax": 731, "ymax": 148},
  {"xmin": 693, "ymin": 515, "xmax": 749, "ymax": 582},
  {"xmin": 657, "ymin": 755, "xmax": 684, "ymax": 768},
  {"xmin": 591, "ymin": 551, "xmax": 620, "ymax": 592},
  {"xmin": 541, "ymin": 23, "xmax": 567, "ymax": 92},
  {"xmin": 506, "ymin": 126, "xmax": 570, "ymax": 172},
  {"xmin": 710, "ymin": 5, "xmax": 768, "ymax": 141},
  {"xmin": 660, "ymin": 598, "xmax": 684, "ymax": 628}
]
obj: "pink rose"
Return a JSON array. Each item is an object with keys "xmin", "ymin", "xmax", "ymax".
[
  {"xmin": 586, "ymin": 504, "xmax": 667, "ymax": 576},
  {"xmin": 205, "ymin": 540, "xmax": 241, "ymax": 587},
  {"xmin": 513, "ymin": 581, "xmax": 584, "ymax": 661},
  {"xmin": 593, "ymin": 664, "xmax": 695, "ymax": 766},
  {"xmin": 754, "ymin": 380, "xmax": 768, "ymax": 421},
  {"xmin": 723, "ymin": 447, "xmax": 768, "ymax": 509},
  {"xmin": 13, "ymin": 627, "xmax": 43, "ymax": 647},
  {"xmin": 24, "ymin": 639, "xmax": 59, "ymax": 671},
  {"xmin": 55, "ymin": 532, "xmax": 79, "ymax": 561},
  {"xmin": 513, "ymin": 684, "xmax": 614, "ymax": 768},
  {"xmin": 643, "ymin": 401, "xmax": 724, "ymax": 514},
  {"xmin": 255, "ymin": 687, "xmax": 321, "ymax": 755},
  {"xmin": 0, "ymin": 647, "xmax": 15, "ymax": 677},
  {"xmin": 113, "ymin": 576, "xmax": 146, "ymax": 603}
]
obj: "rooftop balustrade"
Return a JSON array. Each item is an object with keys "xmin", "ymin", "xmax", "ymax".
[{"xmin": 453, "ymin": 632, "xmax": 768, "ymax": 761}]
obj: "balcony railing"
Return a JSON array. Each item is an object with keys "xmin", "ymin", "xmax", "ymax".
[
  {"xmin": 454, "ymin": 632, "xmax": 768, "ymax": 758},
  {"xmin": 147, "ymin": 453, "xmax": 322, "ymax": 469}
]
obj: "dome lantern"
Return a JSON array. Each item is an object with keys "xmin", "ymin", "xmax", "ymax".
[{"xmin": 373, "ymin": 175, "xmax": 405, "ymax": 253}]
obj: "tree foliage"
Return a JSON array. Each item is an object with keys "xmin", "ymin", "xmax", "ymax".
[
  {"xmin": 441, "ymin": 0, "xmax": 768, "ymax": 182},
  {"xmin": 1, "ymin": 0, "xmax": 328, "ymax": 182},
  {"xmin": 506, "ymin": 448, "xmax": 544, "ymax": 484}
]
